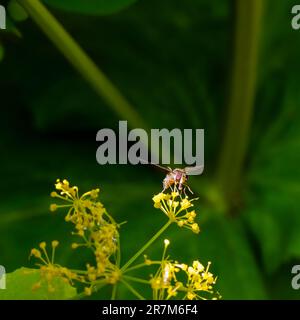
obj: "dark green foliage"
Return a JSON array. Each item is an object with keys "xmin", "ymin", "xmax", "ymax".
[
  {"xmin": 44, "ymin": 0, "xmax": 138, "ymax": 15},
  {"xmin": 0, "ymin": 0, "xmax": 300, "ymax": 299}
]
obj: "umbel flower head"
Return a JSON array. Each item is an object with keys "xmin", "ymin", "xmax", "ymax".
[
  {"xmin": 152, "ymin": 192, "xmax": 200, "ymax": 233},
  {"xmin": 29, "ymin": 179, "xmax": 220, "ymax": 299},
  {"xmin": 30, "ymin": 241, "xmax": 81, "ymax": 293},
  {"xmin": 149, "ymin": 240, "xmax": 220, "ymax": 300},
  {"xmin": 31, "ymin": 179, "xmax": 121, "ymax": 295}
]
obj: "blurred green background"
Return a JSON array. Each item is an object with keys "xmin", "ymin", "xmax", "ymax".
[{"xmin": 1, "ymin": 0, "xmax": 300, "ymax": 299}]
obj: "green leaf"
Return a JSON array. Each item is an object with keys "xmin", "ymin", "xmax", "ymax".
[
  {"xmin": 246, "ymin": 73, "xmax": 300, "ymax": 274},
  {"xmin": 241, "ymin": 0, "xmax": 300, "ymax": 276},
  {"xmin": 0, "ymin": 267, "xmax": 77, "ymax": 300},
  {"xmin": 43, "ymin": 0, "xmax": 138, "ymax": 15}
]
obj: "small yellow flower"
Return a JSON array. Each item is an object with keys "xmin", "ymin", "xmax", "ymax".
[
  {"xmin": 71, "ymin": 243, "xmax": 79, "ymax": 249},
  {"xmin": 52, "ymin": 240, "xmax": 59, "ymax": 248},
  {"xmin": 30, "ymin": 241, "xmax": 80, "ymax": 293},
  {"xmin": 177, "ymin": 263, "xmax": 188, "ymax": 271},
  {"xmin": 78, "ymin": 230, "xmax": 84, "ymax": 237},
  {"xmin": 84, "ymin": 287, "xmax": 92, "ymax": 296},
  {"xmin": 153, "ymin": 192, "xmax": 200, "ymax": 234},
  {"xmin": 171, "ymin": 191, "xmax": 179, "ymax": 198},
  {"xmin": 152, "ymin": 193, "xmax": 167, "ymax": 208},
  {"xmin": 108, "ymin": 271, "xmax": 121, "ymax": 284},
  {"xmin": 152, "ymin": 193, "xmax": 165, "ymax": 203},
  {"xmin": 39, "ymin": 242, "xmax": 46, "ymax": 250},
  {"xmin": 167, "ymin": 286, "xmax": 177, "ymax": 297},
  {"xmin": 30, "ymin": 248, "xmax": 41, "ymax": 259},
  {"xmin": 188, "ymin": 210, "xmax": 196, "ymax": 218},
  {"xmin": 49, "ymin": 204, "xmax": 57, "ymax": 212},
  {"xmin": 192, "ymin": 260, "xmax": 204, "ymax": 272},
  {"xmin": 191, "ymin": 223, "xmax": 200, "ymax": 234},
  {"xmin": 144, "ymin": 255, "xmax": 152, "ymax": 265},
  {"xmin": 172, "ymin": 201, "xmax": 179, "ymax": 209},
  {"xmin": 150, "ymin": 241, "xmax": 219, "ymax": 300},
  {"xmin": 177, "ymin": 220, "xmax": 184, "ymax": 227},
  {"xmin": 180, "ymin": 198, "xmax": 192, "ymax": 210},
  {"xmin": 187, "ymin": 292, "xmax": 196, "ymax": 300},
  {"xmin": 90, "ymin": 188, "xmax": 100, "ymax": 199}
]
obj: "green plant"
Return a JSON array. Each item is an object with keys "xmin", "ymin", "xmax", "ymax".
[
  {"xmin": 0, "ymin": 180, "xmax": 219, "ymax": 300},
  {"xmin": 1, "ymin": 0, "xmax": 299, "ymax": 300}
]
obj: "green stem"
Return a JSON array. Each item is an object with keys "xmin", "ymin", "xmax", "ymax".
[
  {"xmin": 123, "ymin": 261, "xmax": 161, "ymax": 273},
  {"xmin": 69, "ymin": 269, "xmax": 88, "ymax": 275},
  {"xmin": 94, "ymin": 279, "xmax": 108, "ymax": 289},
  {"xmin": 116, "ymin": 237, "xmax": 121, "ymax": 268},
  {"xmin": 18, "ymin": 0, "xmax": 148, "ymax": 130},
  {"xmin": 123, "ymin": 275, "xmax": 150, "ymax": 284},
  {"xmin": 111, "ymin": 284, "xmax": 118, "ymax": 300},
  {"xmin": 121, "ymin": 221, "xmax": 172, "ymax": 272},
  {"xmin": 70, "ymin": 280, "xmax": 107, "ymax": 300},
  {"xmin": 216, "ymin": 0, "xmax": 264, "ymax": 208},
  {"xmin": 121, "ymin": 280, "xmax": 145, "ymax": 300}
]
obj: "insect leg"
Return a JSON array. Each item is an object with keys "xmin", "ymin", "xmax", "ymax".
[
  {"xmin": 185, "ymin": 184, "xmax": 194, "ymax": 194},
  {"xmin": 183, "ymin": 186, "xmax": 187, "ymax": 197},
  {"xmin": 178, "ymin": 175, "xmax": 185, "ymax": 191},
  {"xmin": 174, "ymin": 182, "xmax": 179, "ymax": 193}
]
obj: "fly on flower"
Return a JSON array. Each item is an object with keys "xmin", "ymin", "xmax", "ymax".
[{"xmin": 139, "ymin": 159, "xmax": 203, "ymax": 194}]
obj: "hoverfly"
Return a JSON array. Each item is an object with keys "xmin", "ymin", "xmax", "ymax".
[{"xmin": 139, "ymin": 159, "xmax": 204, "ymax": 194}]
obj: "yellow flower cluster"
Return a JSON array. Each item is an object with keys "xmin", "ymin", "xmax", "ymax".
[
  {"xmin": 31, "ymin": 179, "xmax": 121, "ymax": 295},
  {"xmin": 30, "ymin": 241, "xmax": 81, "ymax": 293},
  {"xmin": 29, "ymin": 179, "xmax": 219, "ymax": 299},
  {"xmin": 152, "ymin": 192, "xmax": 200, "ymax": 233},
  {"xmin": 50, "ymin": 179, "xmax": 105, "ymax": 236},
  {"xmin": 149, "ymin": 240, "xmax": 219, "ymax": 300}
]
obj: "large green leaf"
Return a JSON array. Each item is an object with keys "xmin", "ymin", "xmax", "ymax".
[
  {"xmin": 43, "ymin": 0, "xmax": 138, "ymax": 15},
  {"xmin": 246, "ymin": 78, "xmax": 300, "ymax": 275},
  {"xmin": 242, "ymin": 0, "xmax": 300, "ymax": 278},
  {"xmin": 0, "ymin": 268, "xmax": 77, "ymax": 299}
]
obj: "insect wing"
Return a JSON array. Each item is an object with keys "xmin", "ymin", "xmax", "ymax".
[
  {"xmin": 150, "ymin": 163, "xmax": 171, "ymax": 172},
  {"xmin": 138, "ymin": 158, "xmax": 171, "ymax": 172},
  {"xmin": 184, "ymin": 165, "xmax": 204, "ymax": 176}
]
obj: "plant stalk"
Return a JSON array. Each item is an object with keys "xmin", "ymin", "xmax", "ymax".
[
  {"xmin": 121, "ymin": 220, "xmax": 171, "ymax": 272},
  {"xmin": 18, "ymin": 0, "xmax": 148, "ymax": 131},
  {"xmin": 216, "ymin": 0, "xmax": 264, "ymax": 208}
]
